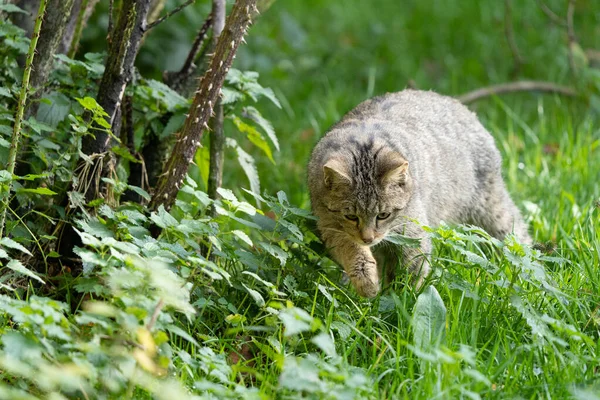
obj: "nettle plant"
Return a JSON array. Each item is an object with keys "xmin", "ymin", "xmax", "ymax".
[{"xmin": 0, "ymin": 181, "xmax": 374, "ymax": 398}]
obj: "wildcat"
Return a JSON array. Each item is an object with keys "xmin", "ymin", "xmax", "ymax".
[{"xmin": 307, "ymin": 90, "xmax": 531, "ymax": 298}]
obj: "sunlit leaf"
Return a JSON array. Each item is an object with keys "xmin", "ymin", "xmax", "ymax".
[
  {"xmin": 4, "ymin": 260, "xmax": 44, "ymax": 284},
  {"xmin": 413, "ymin": 286, "xmax": 446, "ymax": 350}
]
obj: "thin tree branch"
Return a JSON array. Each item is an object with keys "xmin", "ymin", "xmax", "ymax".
[
  {"xmin": 163, "ymin": 13, "xmax": 212, "ymax": 92},
  {"xmin": 457, "ymin": 81, "xmax": 578, "ymax": 104},
  {"xmin": 207, "ymin": 0, "xmax": 226, "ymax": 205},
  {"xmin": 566, "ymin": 0, "xmax": 578, "ymax": 76},
  {"xmin": 148, "ymin": 0, "xmax": 167, "ymax": 24},
  {"xmin": 146, "ymin": 299, "xmax": 164, "ymax": 331},
  {"xmin": 67, "ymin": 0, "xmax": 99, "ymax": 58},
  {"xmin": 145, "ymin": 0, "xmax": 195, "ymax": 31},
  {"xmin": 150, "ymin": 0, "xmax": 258, "ymax": 211},
  {"xmin": 535, "ymin": 0, "xmax": 567, "ymax": 27},
  {"xmin": 107, "ymin": 0, "xmax": 114, "ymax": 38},
  {"xmin": 504, "ymin": 0, "xmax": 523, "ymax": 75}
]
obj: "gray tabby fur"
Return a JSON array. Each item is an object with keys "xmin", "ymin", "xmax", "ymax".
[{"xmin": 307, "ymin": 90, "xmax": 531, "ymax": 298}]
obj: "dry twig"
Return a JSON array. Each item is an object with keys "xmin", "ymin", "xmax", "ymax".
[
  {"xmin": 146, "ymin": 0, "xmax": 195, "ymax": 31},
  {"xmin": 566, "ymin": 0, "xmax": 578, "ymax": 75},
  {"xmin": 458, "ymin": 81, "xmax": 578, "ymax": 104},
  {"xmin": 535, "ymin": 0, "xmax": 567, "ymax": 27}
]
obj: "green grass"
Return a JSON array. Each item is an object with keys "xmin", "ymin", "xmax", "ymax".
[
  {"xmin": 208, "ymin": 0, "xmax": 600, "ymax": 398},
  {"xmin": 2, "ymin": 0, "xmax": 598, "ymax": 398}
]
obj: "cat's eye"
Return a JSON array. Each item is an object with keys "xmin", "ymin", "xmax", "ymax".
[
  {"xmin": 344, "ymin": 214, "xmax": 359, "ymax": 221},
  {"xmin": 377, "ymin": 212, "xmax": 391, "ymax": 220}
]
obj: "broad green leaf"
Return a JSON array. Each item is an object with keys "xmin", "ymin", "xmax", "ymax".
[
  {"xmin": 232, "ymin": 116, "xmax": 274, "ymax": 163},
  {"xmin": 126, "ymin": 185, "xmax": 151, "ymax": 201},
  {"xmin": 412, "ymin": 286, "xmax": 446, "ymax": 350},
  {"xmin": 0, "ymin": 170, "xmax": 12, "ymax": 183},
  {"xmin": 36, "ymin": 91, "xmax": 71, "ymax": 127},
  {"xmin": 242, "ymin": 106, "xmax": 279, "ymax": 151},
  {"xmin": 226, "ymin": 138, "xmax": 260, "ymax": 204},
  {"xmin": 259, "ymin": 242, "xmax": 288, "ymax": 266},
  {"xmin": 0, "ymin": 4, "xmax": 28, "ymax": 13},
  {"xmin": 0, "ymin": 87, "xmax": 11, "ymax": 97},
  {"xmin": 216, "ymin": 188, "xmax": 237, "ymax": 202},
  {"xmin": 385, "ymin": 233, "xmax": 421, "ymax": 248},
  {"xmin": 150, "ymin": 205, "xmax": 178, "ymax": 229},
  {"xmin": 221, "ymin": 87, "xmax": 244, "ymax": 105},
  {"xmin": 195, "ymin": 144, "xmax": 211, "ymax": 190},
  {"xmin": 311, "ymin": 332, "xmax": 337, "ymax": 357},
  {"xmin": 279, "ymin": 219, "xmax": 303, "ymax": 241},
  {"xmin": 232, "ymin": 230, "xmax": 252, "ymax": 246},
  {"xmin": 112, "ymin": 145, "xmax": 139, "ymax": 163},
  {"xmin": 0, "ymin": 237, "xmax": 32, "ymax": 256},
  {"xmin": 242, "ymin": 283, "xmax": 265, "ymax": 307},
  {"xmin": 279, "ymin": 307, "xmax": 313, "ymax": 337},
  {"xmin": 76, "ymin": 97, "xmax": 107, "ymax": 115},
  {"xmin": 16, "ymin": 187, "xmax": 57, "ymax": 196},
  {"xmin": 243, "ymin": 271, "xmax": 275, "ymax": 289},
  {"xmin": 145, "ymin": 79, "xmax": 188, "ymax": 111},
  {"xmin": 4, "ymin": 259, "xmax": 44, "ymax": 284}
]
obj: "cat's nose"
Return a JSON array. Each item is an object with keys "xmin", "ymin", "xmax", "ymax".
[{"xmin": 361, "ymin": 233, "xmax": 375, "ymax": 244}]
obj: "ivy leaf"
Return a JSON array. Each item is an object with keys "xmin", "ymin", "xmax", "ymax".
[{"xmin": 4, "ymin": 259, "xmax": 44, "ymax": 284}]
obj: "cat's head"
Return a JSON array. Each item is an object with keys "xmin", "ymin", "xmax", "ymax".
[{"xmin": 321, "ymin": 150, "xmax": 413, "ymax": 246}]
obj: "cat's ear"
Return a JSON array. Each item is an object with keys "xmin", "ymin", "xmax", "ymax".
[
  {"xmin": 323, "ymin": 158, "xmax": 351, "ymax": 189},
  {"xmin": 379, "ymin": 153, "xmax": 409, "ymax": 186}
]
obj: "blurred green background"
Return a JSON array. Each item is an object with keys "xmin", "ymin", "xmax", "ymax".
[{"xmin": 83, "ymin": 0, "xmax": 599, "ymax": 224}]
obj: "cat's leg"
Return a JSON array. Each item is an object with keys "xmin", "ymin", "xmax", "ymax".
[
  {"xmin": 373, "ymin": 244, "xmax": 400, "ymax": 287},
  {"xmin": 321, "ymin": 230, "xmax": 380, "ymax": 297},
  {"xmin": 476, "ymin": 177, "xmax": 532, "ymax": 245},
  {"xmin": 401, "ymin": 235, "xmax": 431, "ymax": 289}
]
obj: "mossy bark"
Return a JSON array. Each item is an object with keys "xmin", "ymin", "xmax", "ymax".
[
  {"xmin": 207, "ymin": 0, "xmax": 226, "ymax": 204},
  {"xmin": 79, "ymin": 0, "xmax": 151, "ymax": 201}
]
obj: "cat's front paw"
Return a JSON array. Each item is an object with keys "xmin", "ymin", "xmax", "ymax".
[{"xmin": 348, "ymin": 259, "xmax": 379, "ymax": 298}]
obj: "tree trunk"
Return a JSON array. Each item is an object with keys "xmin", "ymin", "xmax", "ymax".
[
  {"xmin": 29, "ymin": 0, "xmax": 75, "ymax": 106},
  {"xmin": 58, "ymin": 0, "xmax": 99, "ymax": 56},
  {"xmin": 79, "ymin": 0, "xmax": 151, "ymax": 201},
  {"xmin": 57, "ymin": 0, "xmax": 151, "ymax": 260},
  {"xmin": 207, "ymin": 0, "xmax": 226, "ymax": 203},
  {"xmin": 15, "ymin": 0, "xmax": 74, "ymax": 179},
  {"xmin": 150, "ymin": 0, "xmax": 258, "ymax": 211}
]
